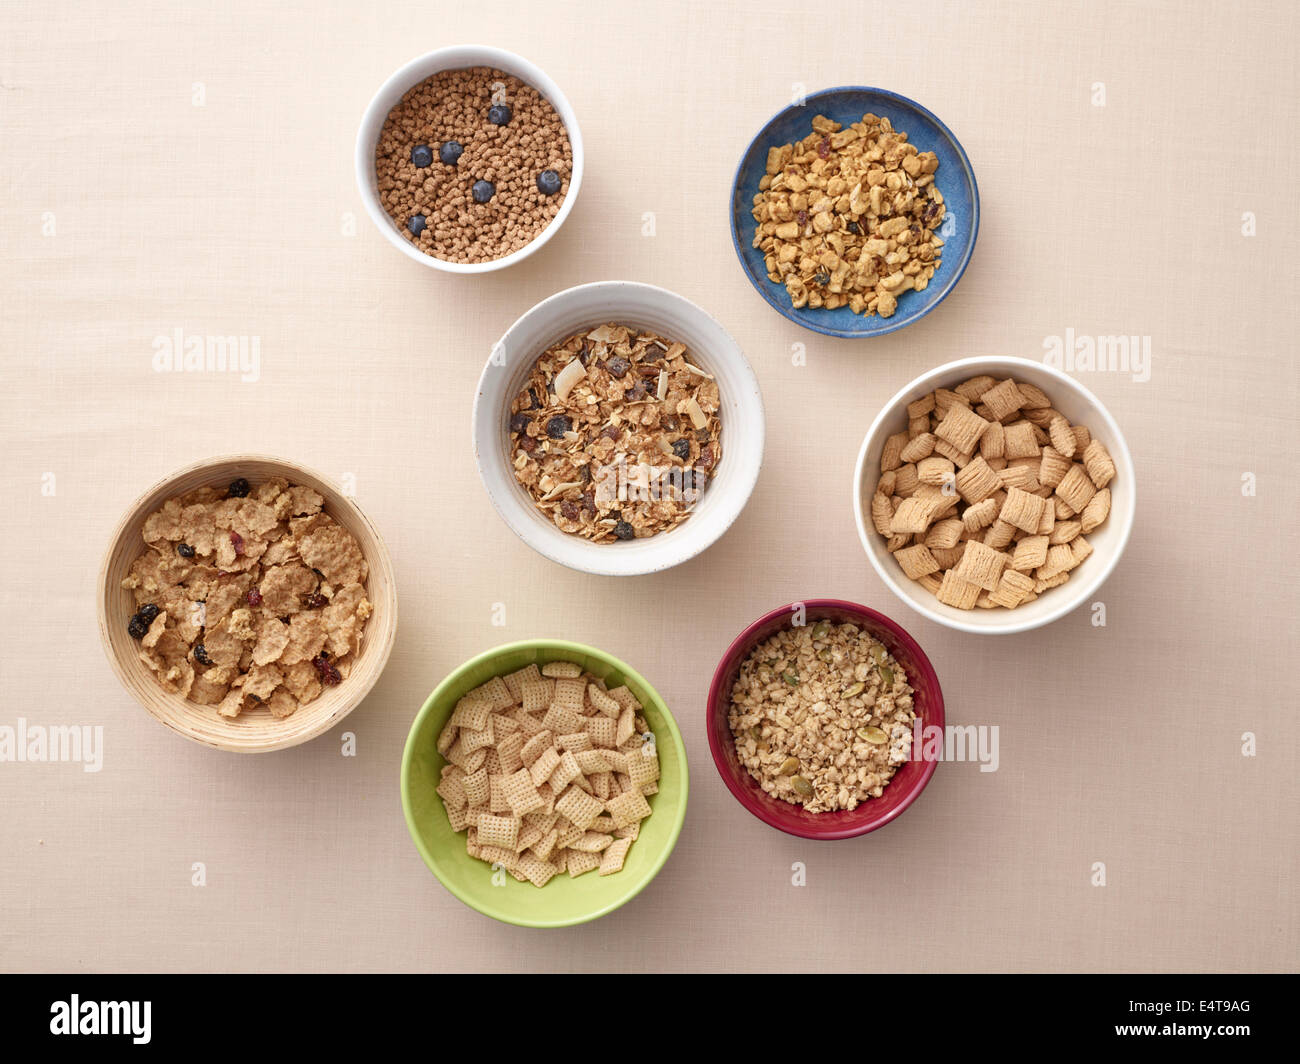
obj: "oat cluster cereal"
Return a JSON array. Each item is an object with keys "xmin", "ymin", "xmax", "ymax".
[
  {"xmin": 508, "ymin": 323, "xmax": 722, "ymax": 542},
  {"xmin": 751, "ymin": 112, "xmax": 944, "ymax": 317},
  {"xmin": 435, "ymin": 660, "xmax": 661, "ymax": 886},
  {"xmin": 374, "ymin": 67, "xmax": 572, "ymax": 264},
  {"xmin": 870, "ymin": 376, "xmax": 1117, "ymax": 609},
  {"xmin": 729, "ymin": 621, "xmax": 915, "ymax": 812},
  {"xmin": 121, "ymin": 477, "xmax": 372, "ymax": 717}
]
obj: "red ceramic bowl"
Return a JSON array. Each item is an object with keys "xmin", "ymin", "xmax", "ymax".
[{"xmin": 707, "ymin": 600, "xmax": 944, "ymax": 840}]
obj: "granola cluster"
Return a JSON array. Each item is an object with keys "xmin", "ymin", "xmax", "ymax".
[
  {"xmin": 121, "ymin": 477, "xmax": 372, "ymax": 718},
  {"xmin": 508, "ymin": 323, "xmax": 723, "ymax": 542},
  {"xmin": 751, "ymin": 112, "xmax": 945, "ymax": 317},
  {"xmin": 728, "ymin": 621, "xmax": 916, "ymax": 813}
]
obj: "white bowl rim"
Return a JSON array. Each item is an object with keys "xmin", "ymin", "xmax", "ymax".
[
  {"xmin": 852, "ymin": 356, "xmax": 1136, "ymax": 635},
  {"xmin": 354, "ymin": 44, "xmax": 584, "ymax": 274},
  {"xmin": 472, "ymin": 280, "xmax": 766, "ymax": 576}
]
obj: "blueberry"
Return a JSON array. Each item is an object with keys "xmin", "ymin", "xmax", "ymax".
[
  {"xmin": 127, "ymin": 614, "xmax": 148, "ymax": 639},
  {"xmin": 509, "ymin": 413, "xmax": 531, "ymax": 433},
  {"xmin": 410, "ymin": 144, "xmax": 433, "ymax": 168},
  {"xmin": 471, "ymin": 180, "xmax": 495, "ymax": 204},
  {"xmin": 606, "ymin": 356, "xmax": 630, "ymax": 379},
  {"xmin": 227, "ymin": 477, "xmax": 250, "ymax": 498},
  {"xmin": 613, "ymin": 521, "xmax": 636, "ymax": 541},
  {"xmin": 672, "ymin": 438, "xmax": 691, "ymax": 461},
  {"xmin": 536, "ymin": 169, "xmax": 561, "ymax": 196},
  {"xmin": 177, "ymin": 543, "xmax": 195, "ymax": 558},
  {"xmin": 545, "ymin": 415, "xmax": 571, "ymax": 439},
  {"xmin": 438, "ymin": 140, "xmax": 463, "ymax": 166},
  {"xmin": 193, "ymin": 643, "xmax": 213, "ymax": 667},
  {"xmin": 487, "ymin": 104, "xmax": 512, "ymax": 126},
  {"xmin": 408, "ymin": 213, "xmax": 427, "ymax": 236}
]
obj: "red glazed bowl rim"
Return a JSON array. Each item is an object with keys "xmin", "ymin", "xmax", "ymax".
[{"xmin": 706, "ymin": 599, "xmax": 945, "ymax": 840}]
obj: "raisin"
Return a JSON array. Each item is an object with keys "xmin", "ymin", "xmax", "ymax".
[
  {"xmin": 127, "ymin": 614, "xmax": 148, "ymax": 640},
  {"xmin": 311, "ymin": 653, "xmax": 342, "ymax": 686},
  {"xmin": 508, "ymin": 413, "xmax": 531, "ymax": 433},
  {"xmin": 138, "ymin": 603, "xmax": 160, "ymax": 625},
  {"xmin": 626, "ymin": 380, "xmax": 647, "ymax": 401},
  {"xmin": 613, "ymin": 520, "xmax": 636, "ymax": 541},
  {"xmin": 228, "ymin": 478, "xmax": 250, "ymax": 498},
  {"xmin": 560, "ymin": 500, "xmax": 580, "ymax": 520},
  {"xmin": 671, "ymin": 438, "xmax": 691, "ymax": 461},
  {"xmin": 606, "ymin": 355, "xmax": 630, "ymax": 378},
  {"xmin": 697, "ymin": 445, "xmax": 715, "ymax": 469},
  {"xmin": 177, "ymin": 543, "xmax": 195, "ymax": 558},
  {"xmin": 305, "ymin": 592, "xmax": 327, "ymax": 609},
  {"xmin": 193, "ymin": 643, "xmax": 213, "ymax": 667},
  {"xmin": 519, "ymin": 436, "xmax": 537, "ymax": 454},
  {"xmin": 600, "ymin": 424, "xmax": 621, "ymax": 441},
  {"xmin": 545, "ymin": 415, "xmax": 571, "ymax": 439},
  {"xmin": 848, "ymin": 220, "xmax": 860, "ymax": 234}
]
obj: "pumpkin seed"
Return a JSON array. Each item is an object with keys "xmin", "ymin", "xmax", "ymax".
[
  {"xmin": 858, "ymin": 725, "xmax": 889, "ymax": 744},
  {"xmin": 782, "ymin": 670, "xmax": 799, "ymax": 686},
  {"xmin": 811, "ymin": 620, "xmax": 830, "ymax": 640},
  {"xmin": 778, "ymin": 757, "xmax": 800, "ymax": 776},
  {"xmin": 748, "ymin": 725, "xmax": 762, "ymax": 741},
  {"xmin": 817, "ymin": 648, "xmax": 833, "ymax": 663},
  {"xmin": 842, "ymin": 681, "xmax": 865, "ymax": 698},
  {"xmin": 869, "ymin": 644, "xmax": 887, "ymax": 665},
  {"xmin": 879, "ymin": 666, "xmax": 894, "ymax": 688},
  {"xmin": 791, "ymin": 775, "xmax": 814, "ymax": 797}
]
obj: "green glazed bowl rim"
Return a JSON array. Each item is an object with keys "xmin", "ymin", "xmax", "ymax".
[{"xmin": 400, "ymin": 638, "xmax": 690, "ymax": 928}]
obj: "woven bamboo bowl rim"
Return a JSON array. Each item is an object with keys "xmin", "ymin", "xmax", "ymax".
[{"xmin": 98, "ymin": 454, "xmax": 398, "ymax": 752}]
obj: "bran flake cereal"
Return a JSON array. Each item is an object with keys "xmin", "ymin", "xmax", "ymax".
[{"xmin": 121, "ymin": 477, "xmax": 373, "ymax": 716}]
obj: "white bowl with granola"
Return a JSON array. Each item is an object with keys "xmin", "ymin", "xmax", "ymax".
[
  {"xmin": 98, "ymin": 455, "xmax": 398, "ymax": 751},
  {"xmin": 853, "ymin": 358, "xmax": 1136, "ymax": 634},
  {"xmin": 473, "ymin": 282, "xmax": 765, "ymax": 576}
]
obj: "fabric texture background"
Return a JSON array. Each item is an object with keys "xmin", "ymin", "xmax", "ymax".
[{"xmin": 0, "ymin": 0, "xmax": 1296, "ymax": 972}]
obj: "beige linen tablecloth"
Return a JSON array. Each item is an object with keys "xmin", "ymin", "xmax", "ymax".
[{"xmin": 1, "ymin": 0, "xmax": 1296, "ymax": 973}]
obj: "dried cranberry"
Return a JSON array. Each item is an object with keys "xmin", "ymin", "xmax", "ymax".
[
  {"xmin": 246, "ymin": 587, "xmax": 262, "ymax": 607},
  {"xmin": 508, "ymin": 413, "xmax": 531, "ymax": 433},
  {"xmin": 519, "ymin": 436, "xmax": 537, "ymax": 454},
  {"xmin": 560, "ymin": 500, "xmax": 580, "ymax": 520},
  {"xmin": 817, "ymin": 136, "xmax": 830, "ymax": 159},
  {"xmin": 230, "ymin": 531, "xmax": 245, "ymax": 556},
  {"xmin": 312, "ymin": 653, "xmax": 342, "ymax": 686},
  {"xmin": 606, "ymin": 356, "xmax": 630, "ymax": 378},
  {"xmin": 796, "ymin": 210, "xmax": 808, "ymax": 226},
  {"xmin": 697, "ymin": 445, "xmax": 715, "ymax": 469}
]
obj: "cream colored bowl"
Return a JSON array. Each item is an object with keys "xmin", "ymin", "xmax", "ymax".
[{"xmin": 98, "ymin": 454, "xmax": 398, "ymax": 751}]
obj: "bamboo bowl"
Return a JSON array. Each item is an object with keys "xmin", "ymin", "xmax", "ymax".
[{"xmin": 98, "ymin": 454, "xmax": 398, "ymax": 752}]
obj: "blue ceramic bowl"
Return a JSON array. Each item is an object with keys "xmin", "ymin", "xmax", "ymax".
[{"xmin": 729, "ymin": 87, "xmax": 979, "ymax": 339}]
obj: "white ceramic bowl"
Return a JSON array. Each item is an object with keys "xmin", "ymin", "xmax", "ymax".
[
  {"xmin": 355, "ymin": 45, "xmax": 583, "ymax": 273},
  {"xmin": 473, "ymin": 281, "xmax": 765, "ymax": 576},
  {"xmin": 853, "ymin": 357, "xmax": 1136, "ymax": 634}
]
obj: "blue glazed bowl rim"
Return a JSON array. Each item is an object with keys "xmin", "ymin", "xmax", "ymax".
[{"xmin": 728, "ymin": 85, "xmax": 981, "ymax": 339}]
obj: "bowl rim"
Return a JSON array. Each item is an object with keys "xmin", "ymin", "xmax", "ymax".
[
  {"xmin": 354, "ymin": 44, "xmax": 584, "ymax": 274},
  {"xmin": 852, "ymin": 356, "xmax": 1138, "ymax": 634},
  {"xmin": 399, "ymin": 638, "xmax": 690, "ymax": 927},
  {"xmin": 97, "ymin": 452, "xmax": 398, "ymax": 752},
  {"xmin": 471, "ymin": 279, "xmax": 766, "ymax": 576},
  {"xmin": 728, "ymin": 84, "xmax": 980, "ymax": 339},
  {"xmin": 706, "ymin": 599, "xmax": 943, "ymax": 840}
]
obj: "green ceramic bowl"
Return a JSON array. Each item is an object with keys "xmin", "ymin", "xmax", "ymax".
[{"xmin": 400, "ymin": 639, "xmax": 689, "ymax": 927}]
